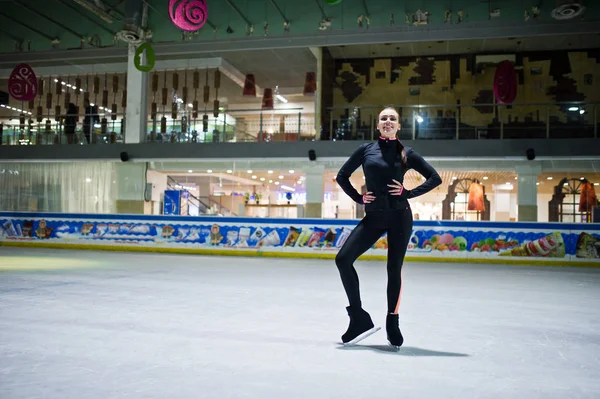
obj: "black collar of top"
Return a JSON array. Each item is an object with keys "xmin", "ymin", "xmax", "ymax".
[{"xmin": 378, "ymin": 136, "xmax": 398, "ymax": 148}]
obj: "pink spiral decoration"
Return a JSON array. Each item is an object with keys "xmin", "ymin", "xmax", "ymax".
[
  {"xmin": 8, "ymin": 63, "xmax": 38, "ymax": 102},
  {"xmin": 169, "ymin": 0, "xmax": 207, "ymax": 31}
]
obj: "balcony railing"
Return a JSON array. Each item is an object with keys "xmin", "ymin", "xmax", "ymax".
[
  {"xmin": 0, "ymin": 112, "xmax": 126, "ymax": 146},
  {"xmin": 0, "ymin": 108, "xmax": 316, "ymax": 145},
  {"xmin": 1, "ymin": 102, "xmax": 597, "ymax": 146},
  {"xmin": 327, "ymin": 102, "xmax": 599, "ymax": 141}
]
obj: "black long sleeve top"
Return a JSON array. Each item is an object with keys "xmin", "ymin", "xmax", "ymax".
[{"xmin": 336, "ymin": 137, "xmax": 442, "ymax": 211}]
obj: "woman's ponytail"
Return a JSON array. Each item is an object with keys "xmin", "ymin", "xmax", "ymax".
[{"xmin": 397, "ymin": 139, "xmax": 407, "ymax": 170}]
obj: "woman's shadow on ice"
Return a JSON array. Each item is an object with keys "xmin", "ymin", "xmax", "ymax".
[{"xmin": 336, "ymin": 344, "xmax": 470, "ymax": 357}]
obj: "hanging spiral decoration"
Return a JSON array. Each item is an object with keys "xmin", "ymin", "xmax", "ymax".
[
  {"xmin": 8, "ymin": 63, "xmax": 38, "ymax": 102},
  {"xmin": 169, "ymin": 0, "xmax": 208, "ymax": 31}
]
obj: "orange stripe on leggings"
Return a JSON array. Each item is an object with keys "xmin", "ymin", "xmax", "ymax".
[{"xmin": 393, "ymin": 268, "xmax": 403, "ymax": 314}]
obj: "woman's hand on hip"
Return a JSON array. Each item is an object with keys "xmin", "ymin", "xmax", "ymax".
[
  {"xmin": 362, "ymin": 191, "xmax": 376, "ymax": 204},
  {"xmin": 387, "ymin": 179, "xmax": 404, "ymax": 196}
]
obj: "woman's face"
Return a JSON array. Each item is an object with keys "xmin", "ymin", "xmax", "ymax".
[{"xmin": 377, "ymin": 108, "xmax": 400, "ymax": 137}]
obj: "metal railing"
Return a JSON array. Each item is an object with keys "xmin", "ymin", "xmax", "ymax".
[
  {"xmin": 326, "ymin": 102, "xmax": 598, "ymax": 141},
  {"xmin": 166, "ymin": 176, "xmax": 237, "ymax": 217},
  {"xmin": 2, "ymin": 102, "xmax": 597, "ymax": 146},
  {"xmin": 0, "ymin": 109, "xmax": 315, "ymax": 145},
  {"xmin": 144, "ymin": 108, "xmax": 314, "ymax": 144},
  {"xmin": 0, "ymin": 111, "xmax": 126, "ymax": 145},
  {"xmin": 166, "ymin": 176, "xmax": 209, "ymax": 215}
]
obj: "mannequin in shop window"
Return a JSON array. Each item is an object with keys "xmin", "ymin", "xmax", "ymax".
[{"xmin": 334, "ymin": 106, "xmax": 442, "ymax": 349}]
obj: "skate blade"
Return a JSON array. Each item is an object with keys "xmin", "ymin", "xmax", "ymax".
[
  {"xmin": 388, "ymin": 341, "xmax": 402, "ymax": 351},
  {"xmin": 343, "ymin": 326, "xmax": 381, "ymax": 346}
]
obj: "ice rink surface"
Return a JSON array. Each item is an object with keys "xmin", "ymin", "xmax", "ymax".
[{"xmin": 1, "ymin": 247, "xmax": 599, "ymax": 399}]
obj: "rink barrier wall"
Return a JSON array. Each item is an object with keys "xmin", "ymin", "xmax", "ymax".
[{"xmin": 0, "ymin": 212, "xmax": 599, "ymax": 267}]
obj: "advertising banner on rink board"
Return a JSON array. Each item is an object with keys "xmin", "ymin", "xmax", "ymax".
[{"xmin": 0, "ymin": 213, "xmax": 599, "ymax": 265}]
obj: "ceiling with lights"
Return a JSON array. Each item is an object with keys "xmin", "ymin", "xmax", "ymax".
[
  {"xmin": 3, "ymin": 31, "xmax": 599, "ymax": 120},
  {"xmin": 167, "ymin": 167, "xmax": 304, "ymax": 194},
  {"xmin": 0, "ymin": 0, "xmax": 596, "ymax": 55}
]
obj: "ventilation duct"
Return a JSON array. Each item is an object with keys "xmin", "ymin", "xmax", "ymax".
[
  {"xmin": 72, "ymin": 0, "xmax": 113, "ymax": 23},
  {"xmin": 551, "ymin": 1, "xmax": 585, "ymax": 20},
  {"xmin": 93, "ymin": 0, "xmax": 107, "ymax": 10},
  {"xmin": 116, "ymin": 0, "xmax": 150, "ymax": 44}
]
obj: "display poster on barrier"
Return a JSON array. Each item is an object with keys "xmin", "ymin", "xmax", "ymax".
[{"xmin": 0, "ymin": 213, "xmax": 599, "ymax": 264}]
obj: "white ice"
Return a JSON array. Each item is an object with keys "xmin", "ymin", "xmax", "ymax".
[{"xmin": 1, "ymin": 247, "xmax": 599, "ymax": 399}]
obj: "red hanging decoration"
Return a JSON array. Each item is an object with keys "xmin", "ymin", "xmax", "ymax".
[
  {"xmin": 493, "ymin": 60, "xmax": 518, "ymax": 104},
  {"xmin": 243, "ymin": 74, "xmax": 256, "ymax": 96},
  {"xmin": 8, "ymin": 63, "xmax": 38, "ymax": 102},
  {"xmin": 303, "ymin": 72, "xmax": 316, "ymax": 96},
  {"xmin": 261, "ymin": 88, "xmax": 274, "ymax": 109},
  {"xmin": 579, "ymin": 181, "xmax": 597, "ymax": 213},
  {"xmin": 467, "ymin": 182, "xmax": 485, "ymax": 211}
]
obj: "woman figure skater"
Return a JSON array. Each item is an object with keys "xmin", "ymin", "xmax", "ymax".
[{"xmin": 335, "ymin": 106, "xmax": 442, "ymax": 348}]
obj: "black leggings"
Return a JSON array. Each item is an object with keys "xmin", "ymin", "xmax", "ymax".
[{"xmin": 335, "ymin": 209, "xmax": 413, "ymax": 314}]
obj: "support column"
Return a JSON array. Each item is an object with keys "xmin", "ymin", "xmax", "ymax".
[
  {"xmin": 516, "ymin": 164, "xmax": 542, "ymax": 221},
  {"xmin": 125, "ymin": 43, "xmax": 149, "ymax": 143},
  {"xmin": 115, "ymin": 162, "xmax": 148, "ymax": 214},
  {"xmin": 309, "ymin": 47, "xmax": 334, "ymax": 140},
  {"xmin": 303, "ymin": 164, "xmax": 325, "ymax": 218},
  {"xmin": 309, "ymin": 46, "xmax": 322, "ymax": 139},
  {"xmin": 146, "ymin": 169, "xmax": 169, "ymax": 215}
]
